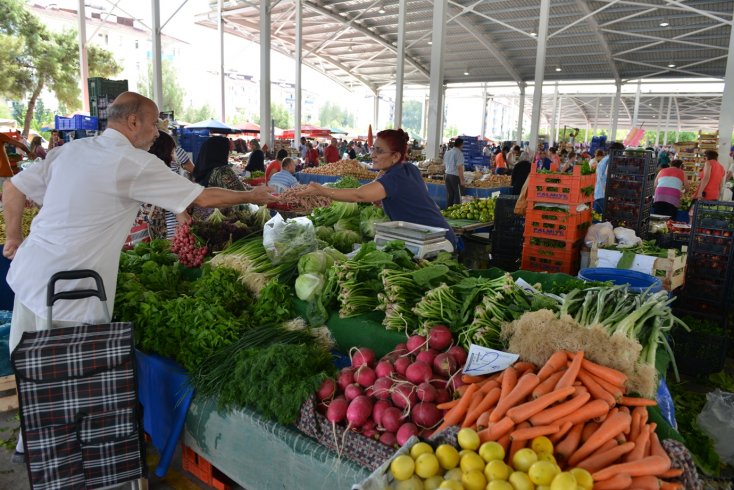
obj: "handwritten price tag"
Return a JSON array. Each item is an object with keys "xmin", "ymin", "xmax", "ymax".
[{"xmin": 462, "ymin": 345, "xmax": 519, "ymax": 376}]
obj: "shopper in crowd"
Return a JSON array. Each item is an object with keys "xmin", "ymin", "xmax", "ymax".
[
  {"xmin": 444, "ymin": 137, "xmax": 465, "ymax": 208},
  {"xmin": 304, "ymin": 141, "xmax": 319, "ymax": 167},
  {"xmin": 695, "ymin": 149, "xmax": 725, "ymax": 202},
  {"xmin": 299, "ymin": 137, "xmax": 308, "ymax": 159},
  {"xmin": 536, "ymin": 149, "xmax": 551, "ymax": 171},
  {"xmin": 494, "ymin": 148, "xmax": 508, "ymax": 175},
  {"xmin": 324, "ymin": 138, "xmax": 340, "ymax": 163},
  {"xmin": 589, "ymin": 149, "xmax": 604, "ymax": 170},
  {"xmin": 548, "ymin": 147, "xmax": 561, "ymax": 172},
  {"xmin": 48, "ymin": 130, "xmax": 63, "ymax": 149},
  {"xmin": 594, "ymin": 142, "xmax": 625, "ymax": 214},
  {"xmin": 652, "ymin": 159, "xmax": 685, "ymax": 219},
  {"xmin": 2, "ymin": 92, "xmax": 276, "ymax": 463},
  {"xmin": 245, "ymin": 139, "xmax": 265, "ymax": 174},
  {"xmin": 268, "ymin": 158, "xmax": 299, "ymax": 193},
  {"xmin": 298, "ymin": 129, "xmax": 457, "ymax": 247},
  {"xmin": 561, "ymin": 151, "xmax": 578, "ymax": 173},
  {"xmin": 266, "ymin": 149, "xmax": 289, "ymax": 184},
  {"xmin": 193, "ymin": 136, "xmax": 246, "ymax": 191},
  {"xmin": 511, "ymin": 160, "xmax": 531, "ymax": 195},
  {"xmin": 658, "ymin": 149, "xmax": 671, "ymax": 168},
  {"xmin": 28, "ymin": 136, "xmax": 46, "ymax": 160},
  {"xmin": 347, "ymin": 142, "xmax": 357, "ymax": 160},
  {"xmin": 507, "ymin": 145, "xmax": 521, "ymax": 170}
]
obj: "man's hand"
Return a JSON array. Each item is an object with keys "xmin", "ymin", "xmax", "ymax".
[
  {"xmin": 246, "ymin": 185, "xmax": 278, "ymax": 205},
  {"xmin": 3, "ymin": 237, "xmax": 22, "ymax": 260},
  {"xmin": 297, "ymin": 182, "xmax": 325, "ymax": 197},
  {"xmin": 176, "ymin": 211, "xmax": 192, "ymax": 225}
]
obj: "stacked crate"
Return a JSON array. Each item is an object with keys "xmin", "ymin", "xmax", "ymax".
[
  {"xmin": 88, "ymin": 77, "xmax": 129, "ymax": 131},
  {"xmin": 491, "ymin": 195, "xmax": 524, "ymax": 271},
  {"xmin": 521, "ymin": 165, "xmax": 595, "ymax": 274},
  {"xmin": 603, "ymin": 149, "xmax": 655, "ymax": 239}
]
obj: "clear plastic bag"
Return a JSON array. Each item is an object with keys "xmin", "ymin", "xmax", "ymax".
[
  {"xmin": 262, "ymin": 213, "xmax": 318, "ymax": 265},
  {"xmin": 697, "ymin": 389, "xmax": 734, "ymax": 465},
  {"xmin": 584, "ymin": 222, "xmax": 615, "ymax": 248}
]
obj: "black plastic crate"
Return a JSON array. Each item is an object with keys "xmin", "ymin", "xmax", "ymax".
[
  {"xmin": 494, "ymin": 195, "xmax": 524, "ymax": 232},
  {"xmin": 689, "ymin": 234, "xmax": 733, "ymax": 256},
  {"xmin": 492, "ymin": 231, "xmax": 524, "ymax": 256},
  {"xmin": 672, "ymin": 328, "xmax": 729, "ymax": 376},
  {"xmin": 686, "ymin": 251, "xmax": 730, "ymax": 279},
  {"xmin": 692, "ymin": 200, "xmax": 734, "ymax": 233},
  {"xmin": 606, "ymin": 149, "xmax": 655, "ymax": 176},
  {"xmin": 682, "ymin": 275, "xmax": 730, "ymax": 304},
  {"xmin": 461, "ymin": 232, "xmax": 492, "ymax": 269},
  {"xmin": 655, "ymin": 233, "xmax": 689, "ymax": 251},
  {"xmin": 675, "ymin": 293, "xmax": 733, "ymax": 316},
  {"xmin": 489, "ymin": 252, "xmax": 520, "ymax": 272},
  {"xmin": 88, "ymin": 77, "xmax": 129, "ymax": 100}
]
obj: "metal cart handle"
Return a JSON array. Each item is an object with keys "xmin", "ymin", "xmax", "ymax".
[{"xmin": 46, "ymin": 270, "xmax": 109, "ymax": 329}]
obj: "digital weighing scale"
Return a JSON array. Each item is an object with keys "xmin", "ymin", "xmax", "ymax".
[{"xmin": 374, "ymin": 221, "xmax": 454, "ymax": 258}]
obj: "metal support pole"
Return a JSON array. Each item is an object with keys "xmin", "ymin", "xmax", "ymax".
[
  {"xmin": 555, "ymin": 96, "xmax": 563, "ymax": 143},
  {"xmin": 374, "ymin": 90, "xmax": 380, "ymax": 130},
  {"xmin": 516, "ymin": 85, "xmax": 525, "ymax": 145},
  {"xmin": 632, "ymin": 80, "xmax": 642, "ymax": 128},
  {"xmin": 218, "ymin": 0, "xmax": 225, "ymax": 121},
  {"xmin": 151, "ymin": 0, "xmax": 163, "ymax": 108},
  {"xmin": 422, "ymin": 93, "xmax": 429, "ymax": 141},
  {"xmin": 78, "ymin": 0, "xmax": 89, "ymax": 112},
  {"xmin": 294, "ymin": 0, "xmax": 302, "ymax": 148},
  {"xmin": 480, "ymin": 84, "xmax": 488, "ymax": 141},
  {"xmin": 663, "ymin": 96, "xmax": 672, "ymax": 145},
  {"xmin": 610, "ymin": 83, "xmax": 622, "ymax": 142},
  {"xmin": 394, "ymin": 0, "xmax": 407, "ymax": 129},
  {"xmin": 655, "ymin": 97, "xmax": 664, "ymax": 146},
  {"xmin": 260, "ymin": 0, "xmax": 272, "ymax": 146},
  {"xmin": 592, "ymin": 97, "xmax": 600, "ymax": 137},
  {"xmin": 528, "ymin": 0, "xmax": 550, "ymax": 153},
  {"xmin": 549, "ymin": 83, "xmax": 559, "ymax": 146},
  {"xmin": 717, "ymin": 7, "xmax": 734, "ymax": 199},
  {"xmin": 584, "ymin": 121, "xmax": 590, "ymax": 144},
  {"xmin": 425, "ymin": 0, "xmax": 447, "ymax": 159}
]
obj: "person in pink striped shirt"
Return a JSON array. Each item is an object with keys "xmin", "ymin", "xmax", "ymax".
[{"xmin": 652, "ymin": 159, "xmax": 685, "ymax": 218}]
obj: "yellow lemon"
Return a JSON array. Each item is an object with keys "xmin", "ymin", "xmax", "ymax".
[
  {"xmin": 394, "ymin": 475, "xmax": 425, "ymax": 490},
  {"xmin": 569, "ymin": 468, "xmax": 593, "ymax": 490},
  {"xmin": 530, "ymin": 437, "xmax": 554, "ymax": 456},
  {"xmin": 461, "ymin": 469, "xmax": 487, "ymax": 490},
  {"xmin": 487, "ymin": 482, "xmax": 514, "ymax": 490},
  {"xmin": 458, "ymin": 428, "xmax": 481, "ymax": 451},
  {"xmin": 415, "ymin": 453, "xmax": 441, "ymax": 479},
  {"xmin": 484, "ymin": 460, "xmax": 511, "ymax": 481},
  {"xmin": 461, "ymin": 452, "xmax": 486, "ymax": 473},
  {"xmin": 537, "ymin": 453, "xmax": 557, "ymax": 465},
  {"xmin": 436, "ymin": 445, "xmax": 461, "ymax": 471},
  {"xmin": 391, "ymin": 454, "xmax": 416, "ymax": 481},
  {"xmin": 424, "ymin": 475, "xmax": 444, "ymax": 490},
  {"xmin": 511, "ymin": 448, "xmax": 539, "ymax": 472},
  {"xmin": 439, "ymin": 480, "xmax": 464, "ymax": 490},
  {"xmin": 508, "ymin": 471, "xmax": 535, "ymax": 490},
  {"xmin": 412, "ymin": 442, "xmax": 435, "ymax": 459},
  {"xmin": 444, "ymin": 468, "xmax": 463, "ymax": 481},
  {"xmin": 527, "ymin": 461, "xmax": 560, "ymax": 486},
  {"xmin": 535, "ymin": 487, "xmax": 550, "ymax": 490},
  {"xmin": 549, "ymin": 472, "xmax": 577, "ymax": 490},
  {"xmin": 460, "ymin": 449, "xmax": 476, "ymax": 459},
  {"xmin": 478, "ymin": 441, "xmax": 506, "ymax": 463}
]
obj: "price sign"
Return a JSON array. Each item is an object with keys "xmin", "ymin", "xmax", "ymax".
[{"xmin": 462, "ymin": 345, "xmax": 519, "ymax": 376}]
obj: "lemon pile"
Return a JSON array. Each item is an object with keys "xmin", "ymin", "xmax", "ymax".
[
  {"xmin": 442, "ymin": 198, "xmax": 496, "ymax": 223},
  {"xmin": 388, "ymin": 428, "xmax": 593, "ymax": 490}
]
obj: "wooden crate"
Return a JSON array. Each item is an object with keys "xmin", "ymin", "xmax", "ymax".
[
  {"xmin": 0, "ymin": 375, "xmax": 18, "ymax": 412},
  {"xmin": 589, "ymin": 245, "xmax": 687, "ymax": 292}
]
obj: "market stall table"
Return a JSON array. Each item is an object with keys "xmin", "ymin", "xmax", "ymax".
[{"xmin": 444, "ymin": 218, "xmax": 493, "ymax": 236}]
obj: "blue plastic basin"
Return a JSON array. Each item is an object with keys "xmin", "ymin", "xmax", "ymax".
[{"xmin": 578, "ymin": 267, "xmax": 663, "ymax": 294}]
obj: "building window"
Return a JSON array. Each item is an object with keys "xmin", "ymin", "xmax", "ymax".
[{"xmin": 135, "ymin": 40, "xmax": 139, "ymax": 49}]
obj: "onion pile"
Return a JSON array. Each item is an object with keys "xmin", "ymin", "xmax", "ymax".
[
  {"xmin": 171, "ymin": 222, "xmax": 208, "ymax": 267},
  {"xmin": 300, "ymin": 159, "xmax": 377, "ymax": 180}
]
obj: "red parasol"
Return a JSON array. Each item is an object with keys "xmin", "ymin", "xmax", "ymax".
[{"xmin": 367, "ymin": 124, "xmax": 374, "ymax": 147}]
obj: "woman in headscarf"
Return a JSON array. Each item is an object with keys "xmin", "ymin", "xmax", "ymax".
[
  {"xmin": 245, "ymin": 139, "xmax": 265, "ymax": 173},
  {"xmin": 192, "ymin": 136, "xmax": 246, "ymax": 190}
]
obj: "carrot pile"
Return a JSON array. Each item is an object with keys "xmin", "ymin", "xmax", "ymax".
[{"xmin": 435, "ymin": 351, "xmax": 685, "ymax": 489}]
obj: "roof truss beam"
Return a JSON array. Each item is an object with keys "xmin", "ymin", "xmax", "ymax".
[{"xmin": 573, "ymin": 0, "xmax": 620, "ymax": 82}]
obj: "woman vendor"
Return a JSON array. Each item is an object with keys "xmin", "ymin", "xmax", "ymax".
[
  {"xmin": 298, "ymin": 128, "xmax": 457, "ymax": 247},
  {"xmin": 192, "ymin": 136, "xmax": 246, "ymax": 191}
]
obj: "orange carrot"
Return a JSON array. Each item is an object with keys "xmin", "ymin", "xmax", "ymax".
[
  {"xmin": 568, "ymin": 411, "xmax": 632, "ymax": 466},
  {"xmin": 592, "ymin": 455, "xmax": 671, "ymax": 481},
  {"xmin": 660, "ymin": 482, "xmax": 684, "ymax": 490},
  {"xmin": 554, "ymin": 399, "xmax": 611, "ymax": 427},
  {"xmin": 587, "ymin": 369, "xmax": 625, "ymax": 399},
  {"xmin": 555, "ymin": 423, "xmax": 584, "ymax": 463},
  {"xmin": 476, "ymin": 411, "xmax": 491, "ymax": 431},
  {"xmin": 649, "ymin": 431, "xmax": 672, "ymax": 468},
  {"xmin": 510, "ymin": 424, "xmax": 560, "ymax": 442},
  {"xmin": 435, "ymin": 382, "xmax": 479, "ymax": 434},
  {"xmin": 593, "ymin": 473, "xmax": 632, "ymax": 490},
  {"xmin": 581, "ymin": 422, "xmax": 600, "ymax": 443},
  {"xmin": 578, "ymin": 369, "xmax": 617, "ymax": 407},
  {"xmin": 479, "ymin": 379, "xmax": 500, "ymax": 394},
  {"xmin": 497, "ymin": 433, "xmax": 511, "ymax": 454},
  {"xmin": 619, "ymin": 396, "xmax": 657, "ymax": 407},
  {"xmin": 625, "ymin": 424, "xmax": 650, "ymax": 462},
  {"xmin": 462, "ymin": 374, "xmax": 488, "ymax": 384},
  {"xmin": 508, "ymin": 431, "xmax": 527, "ymax": 464},
  {"xmin": 462, "ymin": 387, "xmax": 501, "ymax": 429},
  {"xmin": 555, "ymin": 351, "xmax": 584, "ymax": 391},
  {"xmin": 629, "ymin": 475, "xmax": 660, "ymax": 490},
  {"xmin": 614, "ymin": 432, "xmax": 627, "ymax": 444},
  {"xmin": 618, "ymin": 405, "xmax": 631, "ymax": 416},
  {"xmin": 465, "ymin": 391, "xmax": 484, "ymax": 418},
  {"xmin": 581, "ymin": 358, "xmax": 628, "ymax": 387},
  {"xmin": 532, "ymin": 370, "xmax": 565, "ymax": 399},
  {"xmin": 549, "ymin": 421, "xmax": 574, "ymax": 444},
  {"xmin": 437, "ymin": 399, "xmax": 460, "ymax": 410},
  {"xmin": 629, "ymin": 406, "xmax": 644, "ymax": 442},
  {"xmin": 576, "ymin": 441, "xmax": 636, "ymax": 474},
  {"xmin": 505, "ymin": 385, "xmax": 575, "ymax": 423},
  {"xmin": 513, "ymin": 361, "xmax": 536, "ymax": 374},
  {"xmin": 490, "ymin": 372, "xmax": 540, "ymax": 423},
  {"xmin": 478, "ymin": 416, "xmax": 515, "ymax": 442},
  {"xmin": 455, "ymin": 384, "xmax": 469, "ymax": 396},
  {"xmin": 639, "ymin": 406, "xmax": 649, "ymax": 429},
  {"xmin": 537, "ymin": 351, "xmax": 569, "ymax": 381},
  {"xmin": 528, "ymin": 391, "xmax": 591, "ymax": 426},
  {"xmin": 660, "ymin": 468, "xmax": 684, "ymax": 479},
  {"xmin": 597, "ymin": 439, "xmax": 618, "ymax": 453}
]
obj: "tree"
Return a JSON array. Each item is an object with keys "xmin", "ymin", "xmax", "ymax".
[
  {"xmin": 318, "ymin": 101, "xmax": 354, "ymax": 129},
  {"xmin": 0, "ymin": 0, "xmax": 122, "ymax": 137},
  {"xmin": 181, "ymin": 104, "xmax": 214, "ymax": 124},
  {"xmin": 138, "ymin": 60, "xmax": 184, "ymax": 116},
  {"xmin": 443, "ymin": 124, "xmax": 459, "ymax": 140},
  {"xmin": 401, "ymin": 100, "xmax": 422, "ymax": 135},
  {"xmin": 251, "ymin": 103, "xmax": 293, "ymax": 129},
  {"xmin": 12, "ymin": 99, "xmax": 53, "ymax": 138}
]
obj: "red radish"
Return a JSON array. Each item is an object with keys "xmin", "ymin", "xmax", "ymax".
[
  {"xmin": 393, "ymin": 343, "xmax": 408, "ymax": 355},
  {"xmin": 394, "ymin": 356, "xmax": 412, "ymax": 376},
  {"xmin": 416, "ymin": 382, "xmax": 438, "ymax": 402},
  {"xmin": 428, "ymin": 325, "xmax": 453, "ymax": 351},
  {"xmin": 416, "ymin": 349, "xmax": 438, "ymax": 366},
  {"xmin": 344, "ymin": 383, "xmax": 364, "ymax": 401},
  {"xmin": 379, "ymin": 431, "xmax": 397, "ymax": 447},
  {"xmin": 362, "ymin": 426, "xmax": 378, "ymax": 439},
  {"xmin": 346, "ymin": 396, "xmax": 373, "ymax": 428},
  {"xmin": 355, "ymin": 365, "xmax": 376, "ymax": 388},
  {"xmin": 406, "ymin": 335, "xmax": 426, "ymax": 353},
  {"xmin": 391, "ymin": 383, "xmax": 417, "ymax": 409},
  {"xmin": 420, "ymin": 428, "xmax": 435, "ymax": 439},
  {"xmin": 338, "ymin": 368, "xmax": 355, "ymax": 391},
  {"xmin": 371, "ymin": 377, "xmax": 393, "ymax": 400},
  {"xmin": 411, "ymin": 402, "xmax": 441, "ymax": 428},
  {"xmin": 435, "ymin": 388, "xmax": 451, "ymax": 404},
  {"xmin": 406, "ymin": 361, "xmax": 433, "ymax": 385},
  {"xmin": 433, "ymin": 353, "xmax": 458, "ymax": 377},
  {"xmin": 326, "ymin": 397, "xmax": 348, "ymax": 424},
  {"xmin": 351, "ymin": 347, "xmax": 376, "ymax": 368},
  {"xmin": 372, "ymin": 399, "xmax": 392, "ymax": 426},
  {"xmin": 396, "ymin": 423, "xmax": 419, "ymax": 446},
  {"xmin": 375, "ymin": 360, "xmax": 395, "ymax": 378},
  {"xmin": 447, "ymin": 374, "xmax": 465, "ymax": 393},
  {"xmin": 447, "ymin": 345, "xmax": 468, "ymax": 366},
  {"xmin": 381, "ymin": 407, "xmax": 404, "ymax": 432},
  {"xmin": 317, "ymin": 378, "xmax": 336, "ymax": 401},
  {"xmin": 362, "ymin": 419, "xmax": 376, "ymax": 432}
]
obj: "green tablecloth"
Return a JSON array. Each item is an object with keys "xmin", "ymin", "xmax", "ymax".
[{"xmin": 184, "ymin": 397, "xmax": 371, "ymax": 489}]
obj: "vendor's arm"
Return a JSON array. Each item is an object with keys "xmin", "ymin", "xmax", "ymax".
[
  {"xmin": 697, "ymin": 162, "xmax": 711, "ymax": 199},
  {"xmin": 300, "ymin": 181, "xmax": 387, "ymax": 203},
  {"xmin": 193, "ymin": 185, "xmax": 277, "ymax": 208},
  {"xmin": 2, "ymin": 180, "xmax": 27, "ymax": 259}
]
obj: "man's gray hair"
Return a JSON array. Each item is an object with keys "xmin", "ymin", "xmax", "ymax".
[{"xmin": 107, "ymin": 97, "xmax": 144, "ymax": 122}]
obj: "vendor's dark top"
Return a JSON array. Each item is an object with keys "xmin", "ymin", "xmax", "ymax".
[{"xmin": 377, "ymin": 162, "xmax": 457, "ymax": 246}]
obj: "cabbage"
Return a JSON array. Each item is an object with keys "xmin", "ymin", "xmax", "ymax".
[
  {"xmin": 359, "ymin": 206, "xmax": 388, "ymax": 239},
  {"xmin": 295, "ymin": 273, "xmax": 324, "ymax": 301},
  {"xmin": 298, "ymin": 250, "xmax": 335, "ymax": 275},
  {"xmin": 332, "ymin": 230, "xmax": 361, "ymax": 253},
  {"xmin": 315, "ymin": 225, "xmax": 334, "ymax": 242},
  {"xmin": 334, "ymin": 216, "xmax": 361, "ymax": 233},
  {"xmin": 333, "ymin": 201, "xmax": 360, "ymax": 219},
  {"xmin": 322, "ymin": 247, "xmax": 347, "ymax": 262}
]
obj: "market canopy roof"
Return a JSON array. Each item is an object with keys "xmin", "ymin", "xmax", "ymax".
[
  {"xmin": 185, "ymin": 119, "xmax": 242, "ymax": 134},
  {"xmin": 281, "ymin": 125, "xmax": 332, "ymax": 139}
]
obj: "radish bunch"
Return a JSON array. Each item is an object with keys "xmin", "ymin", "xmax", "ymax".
[
  {"xmin": 315, "ymin": 325, "xmax": 468, "ymax": 448},
  {"xmin": 171, "ymin": 222, "xmax": 208, "ymax": 267}
]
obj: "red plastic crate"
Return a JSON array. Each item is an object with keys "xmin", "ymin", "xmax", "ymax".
[
  {"xmin": 524, "ymin": 236, "xmax": 584, "ymax": 252},
  {"xmin": 246, "ymin": 177, "xmax": 267, "ymax": 186},
  {"xmin": 182, "ymin": 444, "xmax": 234, "ymax": 490},
  {"xmin": 526, "ymin": 165, "xmax": 596, "ymax": 205},
  {"xmin": 521, "ymin": 242, "xmax": 582, "ymax": 275},
  {"xmin": 524, "ymin": 208, "xmax": 592, "ymax": 242}
]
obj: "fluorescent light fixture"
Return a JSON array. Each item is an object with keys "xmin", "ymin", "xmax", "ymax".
[
  {"xmin": 668, "ymin": 64, "xmax": 676, "ymax": 68},
  {"xmin": 464, "ymin": 70, "xmax": 470, "ymax": 76},
  {"xmin": 427, "ymin": 41, "xmax": 432, "ymax": 45},
  {"xmin": 660, "ymin": 22, "xmax": 669, "ymax": 27},
  {"xmin": 530, "ymin": 32, "xmax": 537, "ymax": 37},
  {"xmin": 555, "ymin": 67, "xmax": 562, "ymax": 72},
  {"xmin": 378, "ymin": 3, "xmax": 385, "ymax": 13}
]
